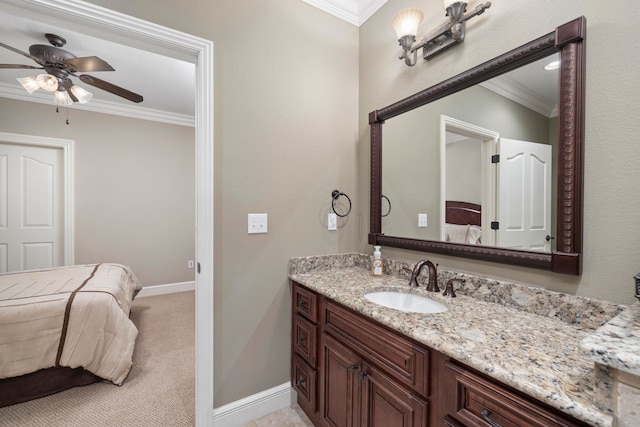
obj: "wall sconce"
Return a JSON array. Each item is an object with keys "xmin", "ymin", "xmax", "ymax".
[{"xmin": 392, "ymin": 0, "xmax": 492, "ymax": 66}]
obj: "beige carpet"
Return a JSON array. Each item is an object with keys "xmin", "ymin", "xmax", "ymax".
[{"xmin": 0, "ymin": 291, "xmax": 195, "ymax": 426}]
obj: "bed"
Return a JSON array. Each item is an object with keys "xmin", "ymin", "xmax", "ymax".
[
  {"xmin": 444, "ymin": 200, "xmax": 482, "ymax": 244},
  {"xmin": 0, "ymin": 263, "xmax": 141, "ymax": 407}
]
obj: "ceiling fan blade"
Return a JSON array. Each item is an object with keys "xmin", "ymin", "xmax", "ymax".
[
  {"xmin": 0, "ymin": 64, "xmax": 43, "ymax": 69},
  {"xmin": 0, "ymin": 41, "xmax": 45, "ymax": 66},
  {"xmin": 79, "ymin": 74, "xmax": 143, "ymax": 103},
  {"xmin": 64, "ymin": 56, "xmax": 115, "ymax": 73}
]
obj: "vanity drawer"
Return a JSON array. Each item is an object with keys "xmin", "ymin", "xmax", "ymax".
[
  {"xmin": 322, "ymin": 298, "xmax": 429, "ymax": 397},
  {"xmin": 293, "ymin": 313, "xmax": 317, "ymax": 366},
  {"xmin": 445, "ymin": 362, "xmax": 588, "ymax": 427},
  {"xmin": 293, "ymin": 354, "xmax": 317, "ymax": 414},
  {"xmin": 293, "ymin": 282, "xmax": 318, "ymax": 323}
]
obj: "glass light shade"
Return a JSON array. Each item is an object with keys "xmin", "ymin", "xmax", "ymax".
[
  {"xmin": 36, "ymin": 74, "xmax": 59, "ymax": 92},
  {"xmin": 54, "ymin": 89, "xmax": 74, "ymax": 106},
  {"xmin": 70, "ymin": 85, "xmax": 93, "ymax": 104},
  {"xmin": 17, "ymin": 76, "xmax": 40, "ymax": 94},
  {"xmin": 391, "ymin": 8, "xmax": 424, "ymax": 39}
]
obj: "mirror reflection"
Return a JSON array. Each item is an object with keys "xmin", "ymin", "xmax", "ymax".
[{"xmin": 381, "ymin": 54, "xmax": 559, "ymax": 252}]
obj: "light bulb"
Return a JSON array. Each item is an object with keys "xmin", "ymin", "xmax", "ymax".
[{"xmin": 36, "ymin": 74, "xmax": 59, "ymax": 92}]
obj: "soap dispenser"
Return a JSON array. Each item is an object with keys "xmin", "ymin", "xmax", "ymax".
[{"xmin": 372, "ymin": 246, "xmax": 383, "ymax": 277}]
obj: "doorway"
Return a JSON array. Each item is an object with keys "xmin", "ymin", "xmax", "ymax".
[
  {"xmin": 0, "ymin": 1, "xmax": 215, "ymax": 425},
  {"xmin": 440, "ymin": 115, "xmax": 499, "ymax": 246},
  {"xmin": 0, "ymin": 132, "xmax": 74, "ymax": 272}
]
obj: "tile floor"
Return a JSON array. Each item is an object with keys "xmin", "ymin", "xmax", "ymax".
[{"xmin": 242, "ymin": 405, "xmax": 314, "ymax": 426}]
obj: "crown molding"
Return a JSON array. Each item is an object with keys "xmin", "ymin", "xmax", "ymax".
[
  {"xmin": 302, "ymin": 0, "xmax": 388, "ymax": 26},
  {"xmin": 0, "ymin": 83, "xmax": 195, "ymax": 127},
  {"xmin": 480, "ymin": 78, "xmax": 558, "ymax": 118}
]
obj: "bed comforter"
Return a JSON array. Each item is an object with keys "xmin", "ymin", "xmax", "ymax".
[{"xmin": 0, "ymin": 263, "xmax": 141, "ymax": 385}]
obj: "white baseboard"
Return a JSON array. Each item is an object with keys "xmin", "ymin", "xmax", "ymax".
[
  {"xmin": 212, "ymin": 382, "xmax": 295, "ymax": 427},
  {"xmin": 136, "ymin": 281, "xmax": 196, "ymax": 298}
]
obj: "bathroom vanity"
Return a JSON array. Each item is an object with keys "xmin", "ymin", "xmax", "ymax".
[{"xmin": 289, "ymin": 253, "xmax": 634, "ymax": 427}]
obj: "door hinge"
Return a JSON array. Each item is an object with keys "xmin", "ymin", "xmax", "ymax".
[
  {"xmin": 491, "ymin": 154, "xmax": 500, "ymax": 163},
  {"xmin": 491, "ymin": 221, "xmax": 499, "ymax": 230}
]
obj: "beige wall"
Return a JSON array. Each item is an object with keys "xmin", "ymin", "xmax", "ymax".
[
  {"xmin": 359, "ymin": 0, "xmax": 640, "ymax": 305},
  {"xmin": 80, "ymin": 0, "xmax": 360, "ymax": 406},
  {"xmin": 0, "ymin": 98, "xmax": 195, "ymax": 286}
]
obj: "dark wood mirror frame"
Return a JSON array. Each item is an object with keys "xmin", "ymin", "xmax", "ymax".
[{"xmin": 369, "ymin": 16, "xmax": 585, "ymax": 275}]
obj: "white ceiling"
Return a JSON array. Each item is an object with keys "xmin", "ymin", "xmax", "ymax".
[
  {"xmin": 0, "ymin": 9, "xmax": 196, "ymax": 126},
  {"xmin": 0, "ymin": 1, "xmax": 557, "ymax": 125}
]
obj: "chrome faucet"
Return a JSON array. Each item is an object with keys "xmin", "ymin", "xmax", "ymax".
[{"xmin": 408, "ymin": 260, "xmax": 439, "ymax": 292}]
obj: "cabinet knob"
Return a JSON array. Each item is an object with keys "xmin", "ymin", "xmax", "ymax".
[
  {"xmin": 298, "ymin": 300, "xmax": 308, "ymax": 308},
  {"xmin": 296, "ymin": 378, "xmax": 306, "ymax": 386},
  {"xmin": 297, "ymin": 336, "xmax": 306, "ymax": 344},
  {"xmin": 358, "ymin": 371, "xmax": 368, "ymax": 380},
  {"xmin": 481, "ymin": 409, "xmax": 503, "ymax": 427},
  {"xmin": 348, "ymin": 364, "xmax": 357, "ymax": 372}
]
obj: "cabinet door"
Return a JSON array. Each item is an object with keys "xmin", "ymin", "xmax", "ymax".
[
  {"xmin": 321, "ymin": 334, "xmax": 360, "ymax": 427},
  {"xmin": 359, "ymin": 361, "xmax": 428, "ymax": 427}
]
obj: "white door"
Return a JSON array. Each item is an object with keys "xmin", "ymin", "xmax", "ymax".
[
  {"xmin": 0, "ymin": 142, "xmax": 64, "ymax": 272},
  {"xmin": 497, "ymin": 139, "xmax": 552, "ymax": 251}
]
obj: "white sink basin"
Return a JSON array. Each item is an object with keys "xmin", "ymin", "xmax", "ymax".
[{"xmin": 364, "ymin": 291, "xmax": 448, "ymax": 314}]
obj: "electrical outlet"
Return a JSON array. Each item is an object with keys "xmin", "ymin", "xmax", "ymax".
[
  {"xmin": 248, "ymin": 213, "xmax": 268, "ymax": 234},
  {"xmin": 418, "ymin": 213, "xmax": 428, "ymax": 228},
  {"xmin": 328, "ymin": 213, "xmax": 337, "ymax": 231},
  {"xmin": 188, "ymin": 260, "xmax": 194, "ymax": 269}
]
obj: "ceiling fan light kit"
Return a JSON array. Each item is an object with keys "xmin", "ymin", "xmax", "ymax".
[{"xmin": 1, "ymin": 32, "xmax": 143, "ymax": 122}]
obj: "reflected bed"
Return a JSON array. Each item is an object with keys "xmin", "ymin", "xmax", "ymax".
[{"xmin": 445, "ymin": 200, "xmax": 482, "ymax": 244}]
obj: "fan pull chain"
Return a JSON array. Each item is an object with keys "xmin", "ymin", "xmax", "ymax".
[{"xmin": 54, "ymin": 105, "xmax": 70, "ymax": 125}]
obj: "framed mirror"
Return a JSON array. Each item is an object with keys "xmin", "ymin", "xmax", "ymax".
[{"xmin": 369, "ymin": 17, "xmax": 585, "ymax": 275}]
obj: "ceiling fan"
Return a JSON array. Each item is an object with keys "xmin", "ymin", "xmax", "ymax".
[{"xmin": 0, "ymin": 33, "xmax": 143, "ymax": 105}]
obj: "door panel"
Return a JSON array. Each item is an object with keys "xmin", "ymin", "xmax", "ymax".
[
  {"xmin": 360, "ymin": 362, "xmax": 428, "ymax": 427},
  {"xmin": 0, "ymin": 143, "xmax": 63, "ymax": 272},
  {"xmin": 321, "ymin": 334, "xmax": 360, "ymax": 427},
  {"xmin": 498, "ymin": 139, "xmax": 552, "ymax": 251}
]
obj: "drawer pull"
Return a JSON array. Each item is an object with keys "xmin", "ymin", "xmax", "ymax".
[
  {"xmin": 481, "ymin": 409, "xmax": 503, "ymax": 427},
  {"xmin": 297, "ymin": 336, "xmax": 306, "ymax": 344},
  {"xmin": 296, "ymin": 378, "xmax": 306, "ymax": 386},
  {"xmin": 358, "ymin": 371, "xmax": 368, "ymax": 380},
  {"xmin": 298, "ymin": 300, "xmax": 308, "ymax": 309},
  {"xmin": 349, "ymin": 364, "xmax": 358, "ymax": 372}
]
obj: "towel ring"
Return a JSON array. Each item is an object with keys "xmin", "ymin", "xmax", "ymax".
[
  {"xmin": 331, "ymin": 190, "xmax": 352, "ymax": 218},
  {"xmin": 381, "ymin": 195, "xmax": 391, "ymax": 217}
]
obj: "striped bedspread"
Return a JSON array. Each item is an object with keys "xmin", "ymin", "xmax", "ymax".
[{"xmin": 0, "ymin": 263, "xmax": 141, "ymax": 385}]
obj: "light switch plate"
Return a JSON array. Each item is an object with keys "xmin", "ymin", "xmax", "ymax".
[
  {"xmin": 248, "ymin": 213, "xmax": 268, "ymax": 234},
  {"xmin": 328, "ymin": 213, "xmax": 337, "ymax": 231},
  {"xmin": 418, "ymin": 213, "xmax": 428, "ymax": 228}
]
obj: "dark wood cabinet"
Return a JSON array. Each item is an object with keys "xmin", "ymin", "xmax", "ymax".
[
  {"xmin": 360, "ymin": 361, "xmax": 428, "ymax": 427},
  {"xmin": 320, "ymin": 333, "xmax": 360, "ymax": 427},
  {"xmin": 291, "ymin": 281, "xmax": 588, "ymax": 427},
  {"xmin": 441, "ymin": 361, "xmax": 590, "ymax": 427},
  {"xmin": 292, "ymin": 283, "xmax": 320, "ymax": 422}
]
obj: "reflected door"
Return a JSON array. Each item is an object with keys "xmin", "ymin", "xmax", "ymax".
[
  {"xmin": 0, "ymin": 143, "xmax": 64, "ymax": 272},
  {"xmin": 497, "ymin": 139, "xmax": 552, "ymax": 251}
]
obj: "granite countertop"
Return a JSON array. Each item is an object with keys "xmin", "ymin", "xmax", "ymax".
[{"xmin": 289, "ymin": 253, "xmax": 629, "ymax": 427}]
